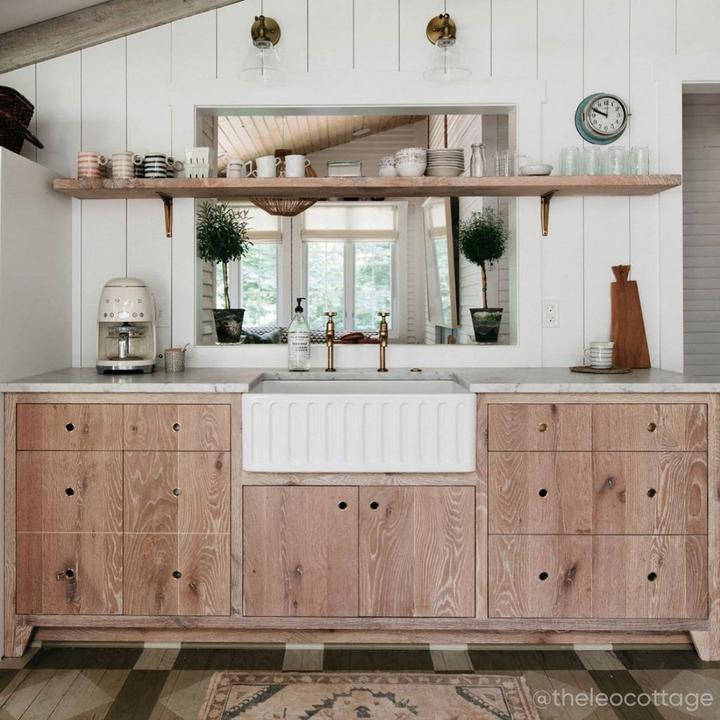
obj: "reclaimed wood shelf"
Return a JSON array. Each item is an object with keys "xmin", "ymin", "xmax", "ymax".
[{"xmin": 52, "ymin": 174, "xmax": 682, "ymax": 237}]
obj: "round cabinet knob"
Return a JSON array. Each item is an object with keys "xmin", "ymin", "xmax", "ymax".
[
  {"xmin": 65, "ymin": 487, "xmax": 75, "ymax": 496},
  {"xmin": 172, "ymin": 488, "xmax": 182, "ymax": 497},
  {"xmin": 338, "ymin": 501, "xmax": 348, "ymax": 510},
  {"xmin": 65, "ymin": 423, "xmax": 75, "ymax": 432},
  {"xmin": 647, "ymin": 422, "xmax": 657, "ymax": 433},
  {"xmin": 647, "ymin": 572, "xmax": 657, "ymax": 582},
  {"xmin": 538, "ymin": 422, "xmax": 548, "ymax": 433},
  {"xmin": 647, "ymin": 488, "xmax": 657, "ymax": 498},
  {"xmin": 538, "ymin": 571, "xmax": 549, "ymax": 581},
  {"xmin": 295, "ymin": 566, "xmax": 303, "ymax": 577},
  {"xmin": 172, "ymin": 423, "xmax": 181, "ymax": 433},
  {"xmin": 172, "ymin": 570, "xmax": 182, "ymax": 579},
  {"xmin": 370, "ymin": 501, "xmax": 380, "ymax": 510},
  {"xmin": 538, "ymin": 488, "xmax": 548, "ymax": 498}
]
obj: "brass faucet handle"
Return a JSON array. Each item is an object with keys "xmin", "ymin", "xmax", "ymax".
[
  {"xmin": 324, "ymin": 311, "xmax": 337, "ymax": 318},
  {"xmin": 378, "ymin": 311, "xmax": 390, "ymax": 319}
]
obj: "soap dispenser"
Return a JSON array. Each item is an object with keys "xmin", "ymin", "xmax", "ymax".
[{"xmin": 288, "ymin": 297, "xmax": 311, "ymax": 371}]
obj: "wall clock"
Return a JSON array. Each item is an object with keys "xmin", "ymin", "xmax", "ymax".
[{"xmin": 575, "ymin": 93, "xmax": 629, "ymax": 145}]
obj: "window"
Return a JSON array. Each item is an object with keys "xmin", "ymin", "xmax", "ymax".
[
  {"xmin": 301, "ymin": 204, "xmax": 399, "ymax": 333},
  {"xmin": 215, "ymin": 205, "xmax": 283, "ymax": 327}
]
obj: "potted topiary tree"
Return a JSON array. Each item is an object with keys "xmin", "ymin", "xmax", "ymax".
[
  {"xmin": 197, "ymin": 201, "xmax": 252, "ymax": 343},
  {"xmin": 458, "ymin": 207, "xmax": 508, "ymax": 343}
]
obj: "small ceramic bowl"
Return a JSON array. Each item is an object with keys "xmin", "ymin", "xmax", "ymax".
[{"xmin": 519, "ymin": 163, "xmax": 553, "ymax": 176}]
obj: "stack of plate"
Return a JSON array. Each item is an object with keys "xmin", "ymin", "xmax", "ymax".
[{"xmin": 426, "ymin": 148, "xmax": 465, "ymax": 177}]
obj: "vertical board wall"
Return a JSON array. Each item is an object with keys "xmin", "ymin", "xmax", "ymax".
[{"xmin": 0, "ymin": 0, "xmax": 702, "ymax": 369}]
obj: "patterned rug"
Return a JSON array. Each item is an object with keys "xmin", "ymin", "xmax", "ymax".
[{"xmin": 199, "ymin": 672, "xmax": 540, "ymax": 719}]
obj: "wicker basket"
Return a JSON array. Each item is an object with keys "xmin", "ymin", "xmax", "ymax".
[{"xmin": 0, "ymin": 86, "xmax": 43, "ymax": 153}]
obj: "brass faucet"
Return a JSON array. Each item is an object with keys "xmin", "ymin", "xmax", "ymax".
[
  {"xmin": 377, "ymin": 311, "xmax": 390, "ymax": 372},
  {"xmin": 324, "ymin": 311, "xmax": 337, "ymax": 372}
]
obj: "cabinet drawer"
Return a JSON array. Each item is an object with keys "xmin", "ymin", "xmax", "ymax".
[
  {"xmin": 17, "ymin": 404, "xmax": 122, "ymax": 451},
  {"xmin": 488, "ymin": 404, "xmax": 591, "ymax": 451},
  {"xmin": 123, "ymin": 533, "xmax": 230, "ymax": 616},
  {"xmin": 489, "ymin": 535, "xmax": 592, "ymax": 618},
  {"xmin": 17, "ymin": 532, "xmax": 122, "ymax": 615},
  {"xmin": 124, "ymin": 452, "xmax": 230, "ymax": 534},
  {"xmin": 593, "ymin": 453, "xmax": 707, "ymax": 534},
  {"xmin": 593, "ymin": 404, "xmax": 707, "ymax": 451},
  {"xmin": 489, "ymin": 453, "xmax": 592, "ymax": 534},
  {"xmin": 593, "ymin": 536, "xmax": 707, "ymax": 618},
  {"xmin": 17, "ymin": 451, "xmax": 123, "ymax": 533},
  {"xmin": 124, "ymin": 405, "xmax": 230, "ymax": 451}
]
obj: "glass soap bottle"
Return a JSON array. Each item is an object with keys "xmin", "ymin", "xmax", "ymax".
[
  {"xmin": 470, "ymin": 143, "xmax": 486, "ymax": 177},
  {"xmin": 288, "ymin": 297, "xmax": 311, "ymax": 371}
]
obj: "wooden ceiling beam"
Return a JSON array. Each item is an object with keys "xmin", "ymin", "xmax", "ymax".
[{"xmin": 0, "ymin": 0, "xmax": 243, "ymax": 73}]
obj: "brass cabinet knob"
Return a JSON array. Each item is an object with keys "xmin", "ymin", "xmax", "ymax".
[
  {"xmin": 538, "ymin": 422, "xmax": 548, "ymax": 433},
  {"xmin": 647, "ymin": 422, "xmax": 657, "ymax": 432},
  {"xmin": 172, "ymin": 570, "xmax": 182, "ymax": 579},
  {"xmin": 295, "ymin": 565, "xmax": 303, "ymax": 577},
  {"xmin": 172, "ymin": 487, "xmax": 182, "ymax": 497},
  {"xmin": 172, "ymin": 423, "xmax": 181, "ymax": 432}
]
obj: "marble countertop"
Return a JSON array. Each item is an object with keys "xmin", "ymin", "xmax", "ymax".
[{"xmin": 1, "ymin": 366, "xmax": 719, "ymax": 393}]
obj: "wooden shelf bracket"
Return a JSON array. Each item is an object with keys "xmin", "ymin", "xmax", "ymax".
[
  {"xmin": 540, "ymin": 190, "xmax": 557, "ymax": 236},
  {"xmin": 158, "ymin": 193, "xmax": 173, "ymax": 238}
]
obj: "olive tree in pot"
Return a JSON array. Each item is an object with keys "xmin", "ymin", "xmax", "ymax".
[
  {"xmin": 197, "ymin": 201, "xmax": 252, "ymax": 343},
  {"xmin": 459, "ymin": 208, "xmax": 508, "ymax": 343}
]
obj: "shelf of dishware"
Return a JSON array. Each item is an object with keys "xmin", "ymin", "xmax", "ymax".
[{"xmin": 52, "ymin": 174, "xmax": 681, "ymax": 200}]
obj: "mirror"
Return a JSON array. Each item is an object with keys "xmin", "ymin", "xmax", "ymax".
[{"xmin": 196, "ymin": 111, "xmax": 514, "ymax": 346}]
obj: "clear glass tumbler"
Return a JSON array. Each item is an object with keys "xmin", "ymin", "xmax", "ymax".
[
  {"xmin": 560, "ymin": 146, "xmax": 582, "ymax": 175},
  {"xmin": 583, "ymin": 147, "xmax": 607, "ymax": 175},
  {"xmin": 607, "ymin": 146, "xmax": 629, "ymax": 175},
  {"xmin": 629, "ymin": 146, "xmax": 650, "ymax": 175},
  {"xmin": 494, "ymin": 149, "xmax": 514, "ymax": 177}
]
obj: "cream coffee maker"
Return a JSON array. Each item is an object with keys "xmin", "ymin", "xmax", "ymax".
[{"xmin": 96, "ymin": 277, "xmax": 157, "ymax": 373}]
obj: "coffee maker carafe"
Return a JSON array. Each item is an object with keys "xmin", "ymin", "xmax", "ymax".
[{"xmin": 96, "ymin": 277, "xmax": 157, "ymax": 373}]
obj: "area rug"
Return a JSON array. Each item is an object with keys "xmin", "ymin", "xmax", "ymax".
[{"xmin": 199, "ymin": 672, "xmax": 540, "ymax": 719}]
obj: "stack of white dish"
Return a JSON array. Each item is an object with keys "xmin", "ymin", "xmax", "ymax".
[
  {"xmin": 426, "ymin": 148, "xmax": 465, "ymax": 177},
  {"xmin": 395, "ymin": 147, "xmax": 427, "ymax": 177}
]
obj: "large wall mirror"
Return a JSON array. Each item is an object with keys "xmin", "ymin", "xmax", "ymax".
[{"xmin": 196, "ymin": 111, "xmax": 514, "ymax": 346}]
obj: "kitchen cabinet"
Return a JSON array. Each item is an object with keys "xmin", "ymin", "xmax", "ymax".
[
  {"xmin": 358, "ymin": 486, "xmax": 475, "ymax": 617},
  {"xmin": 243, "ymin": 486, "xmax": 359, "ymax": 617},
  {"xmin": 243, "ymin": 485, "xmax": 475, "ymax": 618}
]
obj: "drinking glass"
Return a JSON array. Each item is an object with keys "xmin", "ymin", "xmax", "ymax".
[
  {"xmin": 630, "ymin": 146, "xmax": 650, "ymax": 175},
  {"xmin": 560, "ymin": 146, "xmax": 582, "ymax": 176},
  {"xmin": 607, "ymin": 146, "xmax": 629, "ymax": 175},
  {"xmin": 583, "ymin": 147, "xmax": 607, "ymax": 175},
  {"xmin": 494, "ymin": 149, "xmax": 514, "ymax": 177}
]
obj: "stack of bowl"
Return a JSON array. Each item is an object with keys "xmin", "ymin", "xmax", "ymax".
[
  {"xmin": 426, "ymin": 148, "xmax": 465, "ymax": 177},
  {"xmin": 395, "ymin": 147, "xmax": 427, "ymax": 177}
]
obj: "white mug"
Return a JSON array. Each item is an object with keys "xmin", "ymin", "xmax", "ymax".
[
  {"xmin": 284, "ymin": 154, "xmax": 311, "ymax": 177},
  {"xmin": 255, "ymin": 155, "xmax": 281, "ymax": 178},
  {"xmin": 227, "ymin": 159, "xmax": 253, "ymax": 178},
  {"xmin": 584, "ymin": 341, "xmax": 614, "ymax": 369}
]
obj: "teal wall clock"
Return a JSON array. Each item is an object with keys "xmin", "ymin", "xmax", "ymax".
[{"xmin": 575, "ymin": 93, "xmax": 630, "ymax": 145}]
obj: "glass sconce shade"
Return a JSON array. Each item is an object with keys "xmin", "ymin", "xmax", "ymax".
[{"xmin": 423, "ymin": 36, "xmax": 471, "ymax": 82}]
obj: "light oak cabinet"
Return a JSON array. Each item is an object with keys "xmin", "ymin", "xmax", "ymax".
[{"xmin": 243, "ymin": 485, "xmax": 475, "ymax": 618}]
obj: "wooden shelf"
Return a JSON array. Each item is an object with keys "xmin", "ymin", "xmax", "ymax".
[
  {"xmin": 53, "ymin": 174, "xmax": 681, "ymax": 200},
  {"xmin": 52, "ymin": 174, "xmax": 681, "ymax": 237}
]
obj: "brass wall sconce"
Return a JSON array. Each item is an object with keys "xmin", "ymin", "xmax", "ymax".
[
  {"xmin": 424, "ymin": 13, "xmax": 471, "ymax": 82},
  {"xmin": 242, "ymin": 15, "xmax": 282, "ymax": 77}
]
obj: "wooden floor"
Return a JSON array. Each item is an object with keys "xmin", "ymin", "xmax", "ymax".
[{"xmin": 0, "ymin": 643, "xmax": 716, "ymax": 718}]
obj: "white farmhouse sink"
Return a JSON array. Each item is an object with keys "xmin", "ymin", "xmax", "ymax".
[{"xmin": 242, "ymin": 378, "xmax": 476, "ymax": 473}]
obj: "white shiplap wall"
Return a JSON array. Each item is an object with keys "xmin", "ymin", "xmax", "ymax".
[{"xmin": 0, "ymin": 0, "xmax": 705, "ymax": 368}]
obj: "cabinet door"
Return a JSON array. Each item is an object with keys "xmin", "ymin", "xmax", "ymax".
[
  {"xmin": 489, "ymin": 452, "xmax": 592, "ymax": 534},
  {"xmin": 593, "ymin": 452, "xmax": 707, "ymax": 534},
  {"xmin": 243, "ymin": 486, "xmax": 359, "ymax": 617},
  {"xmin": 124, "ymin": 405, "xmax": 230, "ymax": 451},
  {"xmin": 488, "ymin": 404, "xmax": 592, "ymax": 451},
  {"xmin": 489, "ymin": 535, "xmax": 592, "ymax": 618},
  {"xmin": 593, "ymin": 404, "xmax": 707, "ymax": 451},
  {"xmin": 17, "ymin": 451, "xmax": 122, "ymax": 533},
  {"xmin": 17, "ymin": 404, "xmax": 122, "ymax": 451},
  {"xmin": 17, "ymin": 532, "xmax": 122, "ymax": 615},
  {"xmin": 359, "ymin": 486, "xmax": 475, "ymax": 617},
  {"xmin": 123, "ymin": 533, "xmax": 178, "ymax": 615},
  {"xmin": 178, "ymin": 534, "xmax": 230, "ymax": 616},
  {"xmin": 593, "ymin": 536, "xmax": 707, "ymax": 618}
]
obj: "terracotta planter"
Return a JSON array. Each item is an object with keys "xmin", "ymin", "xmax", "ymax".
[
  {"xmin": 469, "ymin": 307, "xmax": 503, "ymax": 343},
  {"xmin": 213, "ymin": 308, "xmax": 245, "ymax": 344}
]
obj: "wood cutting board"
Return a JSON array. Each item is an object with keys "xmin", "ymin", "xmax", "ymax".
[{"xmin": 610, "ymin": 264, "xmax": 650, "ymax": 368}]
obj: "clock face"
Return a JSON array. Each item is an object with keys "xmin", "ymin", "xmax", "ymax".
[
  {"xmin": 575, "ymin": 93, "xmax": 629, "ymax": 144},
  {"xmin": 586, "ymin": 96, "xmax": 627, "ymax": 135}
]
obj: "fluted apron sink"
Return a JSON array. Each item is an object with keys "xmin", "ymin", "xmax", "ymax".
[{"xmin": 242, "ymin": 379, "xmax": 476, "ymax": 472}]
